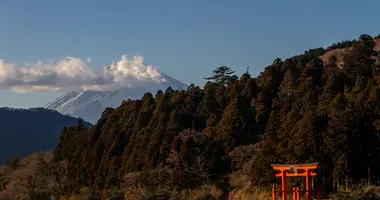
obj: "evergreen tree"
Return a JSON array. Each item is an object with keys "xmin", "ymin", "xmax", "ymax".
[
  {"xmin": 49, "ymin": 34, "xmax": 380, "ymax": 195},
  {"xmin": 0, "ymin": 172, "xmax": 9, "ymax": 192},
  {"xmin": 204, "ymin": 66, "xmax": 236, "ymax": 85}
]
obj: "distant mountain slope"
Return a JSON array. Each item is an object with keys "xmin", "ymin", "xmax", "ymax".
[
  {"xmin": 0, "ymin": 107, "xmax": 91, "ymax": 164},
  {"xmin": 45, "ymin": 73, "xmax": 188, "ymax": 123}
]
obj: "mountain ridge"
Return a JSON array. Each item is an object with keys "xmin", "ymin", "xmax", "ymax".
[{"xmin": 0, "ymin": 107, "xmax": 91, "ymax": 164}]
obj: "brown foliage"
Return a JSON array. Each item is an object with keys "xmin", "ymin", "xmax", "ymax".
[{"xmin": 47, "ymin": 34, "xmax": 380, "ymax": 196}]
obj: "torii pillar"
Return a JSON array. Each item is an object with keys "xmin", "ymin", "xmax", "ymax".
[{"xmin": 271, "ymin": 163, "xmax": 319, "ymax": 200}]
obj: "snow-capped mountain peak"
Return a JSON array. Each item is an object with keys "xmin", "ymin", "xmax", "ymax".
[{"xmin": 45, "ymin": 73, "xmax": 187, "ymax": 123}]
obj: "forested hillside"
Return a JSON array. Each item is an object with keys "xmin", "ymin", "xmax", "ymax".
[
  {"xmin": 51, "ymin": 34, "xmax": 380, "ymax": 198},
  {"xmin": 0, "ymin": 107, "xmax": 91, "ymax": 164}
]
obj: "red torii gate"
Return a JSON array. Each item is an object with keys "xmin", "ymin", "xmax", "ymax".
[{"xmin": 271, "ymin": 162, "xmax": 320, "ymax": 200}]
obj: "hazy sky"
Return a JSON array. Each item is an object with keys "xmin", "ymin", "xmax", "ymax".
[{"xmin": 0, "ymin": 0, "xmax": 379, "ymax": 108}]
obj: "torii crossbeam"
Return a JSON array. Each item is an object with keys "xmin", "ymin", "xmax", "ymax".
[{"xmin": 271, "ymin": 162, "xmax": 320, "ymax": 200}]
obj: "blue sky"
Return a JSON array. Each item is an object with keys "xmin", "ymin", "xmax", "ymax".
[{"xmin": 0, "ymin": 0, "xmax": 379, "ymax": 108}]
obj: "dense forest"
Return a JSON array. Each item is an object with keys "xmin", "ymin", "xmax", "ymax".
[
  {"xmin": 53, "ymin": 34, "xmax": 380, "ymax": 196},
  {"xmin": 2, "ymin": 34, "xmax": 380, "ymax": 199}
]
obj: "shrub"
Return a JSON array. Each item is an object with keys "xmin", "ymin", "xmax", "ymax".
[
  {"xmin": 5, "ymin": 156, "xmax": 21, "ymax": 170},
  {"xmin": 332, "ymin": 184, "xmax": 380, "ymax": 200}
]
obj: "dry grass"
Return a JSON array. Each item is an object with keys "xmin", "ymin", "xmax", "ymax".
[
  {"xmin": 320, "ymin": 47, "xmax": 352, "ymax": 68},
  {"xmin": 332, "ymin": 184, "xmax": 380, "ymax": 200},
  {"xmin": 228, "ymin": 187, "xmax": 272, "ymax": 200},
  {"xmin": 320, "ymin": 38, "xmax": 380, "ymax": 69},
  {"xmin": 120, "ymin": 169, "xmax": 224, "ymax": 200},
  {"xmin": 5, "ymin": 149, "xmax": 380, "ymax": 200},
  {"xmin": 175, "ymin": 184, "xmax": 223, "ymax": 200},
  {"xmin": 227, "ymin": 170, "xmax": 272, "ymax": 200},
  {"xmin": 123, "ymin": 185, "xmax": 171, "ymax": 200},
  {"xmin": 122, "ymin": 184, "xmax": 223, "ymax": 200}
]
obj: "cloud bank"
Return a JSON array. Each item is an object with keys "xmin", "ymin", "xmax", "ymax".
[{"xmin": 0, "ymin": 55, "xmax": 167, "ymax": 93}]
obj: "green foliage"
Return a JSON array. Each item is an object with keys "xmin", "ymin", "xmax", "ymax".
[
  {"xmin": 327, "ymin": 40, "xmax": 357, "ymax": 51},
  {"xmin": 0, "ymin": 172, "xmax": 10, "ymax": 192},
  {"xmin": 48, "ymin": 34, "xmax": 380, "ymax": 196},
  {"xmin": 184, "ymin": 155, "xmax": 213, "ymax": 186},
  {"xmin": 204, "ymin": 66, "xmax": 236, "ymax": 85},
  {"xmin": 5, "ymin": 155, "xmax": 21, "ymax": 169}
]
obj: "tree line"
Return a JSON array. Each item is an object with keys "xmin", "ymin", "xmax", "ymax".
[{"xmin": 2, "ymin": 34, "xmax": 380, "ymax": 199}]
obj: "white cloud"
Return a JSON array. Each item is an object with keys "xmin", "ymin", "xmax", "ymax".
[{"xmin": 0, "ymin": 55, "xmax": 167, "ymax": 93}]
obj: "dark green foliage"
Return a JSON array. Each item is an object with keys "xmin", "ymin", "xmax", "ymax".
[
  {"xmin": 0, "ymin": 173, "xmax": 9, "ymax": 192},
  {"xmin": 343, "ymin": 34, "xmax": 376, "ymax": 82},
  {"xmin": 52, "ymin": 34, "xmax": 380, "ymax": 193},
  {"xmin": 326, "ymin": 40, "xmax": 357, "ymax": 51},
  {"xmin": 5, "ymin": 156, "xmax": 21, "ymax": 169},
  {"xmin": 204, "ymin": 66, "xmax": 236, "ymax": 85},
  {"xmin": 184, "ymin": 155, "xmax": 213, "ymax": 186}
]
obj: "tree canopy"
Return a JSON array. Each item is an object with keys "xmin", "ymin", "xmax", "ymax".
[
  {"xmin": 204, "ymin": 66, "xmax": 236, "ymax": 85},
  {"xmin": 47, "ymin": 34, "xmax": 380, "ymax": 196}
]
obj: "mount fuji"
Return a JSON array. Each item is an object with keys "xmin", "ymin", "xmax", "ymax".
[{"xmin": 44, "ymin": 73, "xmax": 187, "ymax": 123}]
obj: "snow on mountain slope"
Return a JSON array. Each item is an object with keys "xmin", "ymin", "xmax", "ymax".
[
  {"xmin": 44, "ymin": 91, "xmax": 81, "ymax": 112},
  {"xmin": 45, "ymin": 73, "xmax": 188, "ymax": 123}
]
